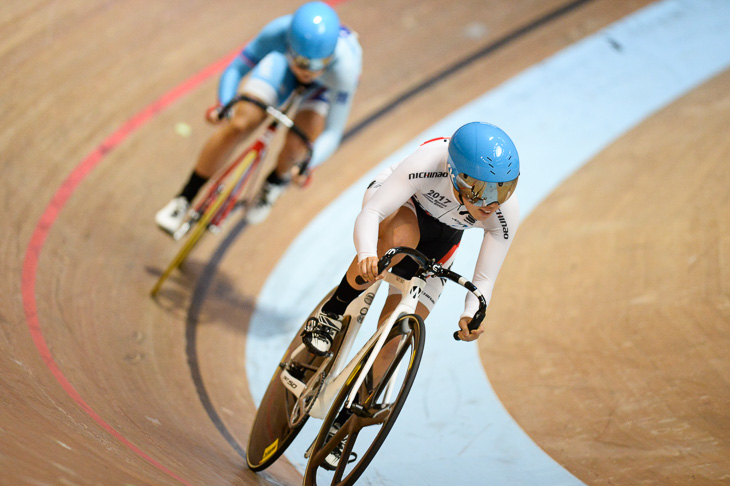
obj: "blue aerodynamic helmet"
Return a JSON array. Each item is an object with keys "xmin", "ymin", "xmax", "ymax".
[
  {"xmin": 447, "ymin": 122, "xmax": 520, "ymax": 206},
  {"xmin": 286, "ymin": 2, "xmax": 340, "ymax": 71}
]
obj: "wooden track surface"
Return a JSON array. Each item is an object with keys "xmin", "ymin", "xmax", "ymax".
[{"xmin": 2, "ymin": 0, "xmax": 727, "ymax": 484}]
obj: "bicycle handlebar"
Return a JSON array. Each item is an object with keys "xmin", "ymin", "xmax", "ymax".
[
  {"xmin": 219, "ymin": 94, "xmax": 314, "ymax": 175},
  {"xmin": 355, "ymin": 247, "xmax": 487, "ymax": 342}
]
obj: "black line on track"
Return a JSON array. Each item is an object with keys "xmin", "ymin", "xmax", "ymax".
[
  {"xmin": 185, "ymin": 221, "xmax": 249, "ymax": 460},
  {"xmin": 184, "ymin": 0, "xmax": 596, "ymax": 462},
  {"xmin": 342, "ymin": 0, "xmax": 595, "ymax": 143}
]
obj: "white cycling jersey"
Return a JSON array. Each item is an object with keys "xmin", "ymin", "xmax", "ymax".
[{"xmin": 355, "ymin": 137, "xmax": 520, "ymax": 319}]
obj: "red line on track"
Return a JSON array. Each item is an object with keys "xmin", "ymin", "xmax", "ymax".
[
  {"xmin": 20, "ymin": 2, "xmax": 352, "ymax": 483},
  {"xmin": 20, "ymin": 50, "xmax": 237, "ymax": 486},
  {"xmin": 21, "ymin": 3, "xmax": 348, "ymax": 482}
]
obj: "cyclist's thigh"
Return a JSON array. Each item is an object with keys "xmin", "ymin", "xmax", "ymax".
[
  {"xmin": 362, "ymin": 173, "xmax": 420, "ymax": 258},
  {"xmin": 388, "ymin": 203, "xmax": 463, "ymax": 309},
  {"xmin": 298, "ymin": 85, "xmax": 331, "ymax": 119},
  {"xmin": 385, "ymin": 250, "xmax": 456, "ymax": 315},
  {"xmin": 282, "ymin": 86, "xmax": 330, "ymax": 147},
  {"xmin": 287, "ymin": 109, "xmax": 326, "ymax": 144}
]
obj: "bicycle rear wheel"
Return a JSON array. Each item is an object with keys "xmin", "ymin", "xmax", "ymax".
[
  {"xmin": 303, "ymin": 313, "xmax": 426, "ymax": 486},
  {"xmin": 247, "ymin": 291, "xmax": 351, "ymax": 472},
  {"xmin": 150, "ymin": 149, "xmax": 258, "ymax": 297}
]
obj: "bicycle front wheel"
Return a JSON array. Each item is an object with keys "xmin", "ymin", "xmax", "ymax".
[
  {"xmin": 303, "ymin": 313, "xmax": 426, "ymax": 486},
  {"xmin": 247, "ymin": 289, "xmax": 350, "ymax": 472}
]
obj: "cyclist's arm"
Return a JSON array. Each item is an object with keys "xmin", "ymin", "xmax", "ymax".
[
  {"xmin": 353, "ymin": 145, "xmax": 438, "ymax": 261},
  {"xmin": 217, "ymin": 15, "xmax": 291, "ymax": 105},
  {"xmin": 307, "ymin": 86, "xmax": 355, "ymax": 169},
  {"xmin": 462, "ymin": 196, "xmax": 520, "ymax": 319},
  {"xmin": 308, "ymin": 36, "xmax": 362, "ymax": 169},
  {"xmin": 354, "ymin": 174, "xmax": 414, "ymax": 262}
]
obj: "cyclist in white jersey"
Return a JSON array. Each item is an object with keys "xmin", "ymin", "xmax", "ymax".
[
  {"xmin": 300, "ymin": 121, "xmax": 520, "ymax": 469},
  {"xmin": 156, "ymin": 1, "xmax": 362, "ymax": 234},
  {"xmin": 303, "ymin": 121, "xmax": 520, "ymax": 354}
]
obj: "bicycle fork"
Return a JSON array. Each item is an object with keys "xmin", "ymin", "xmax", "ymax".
[{"xmin": 343, "ymin": 274, "xmax": 425, "ymax": 410}]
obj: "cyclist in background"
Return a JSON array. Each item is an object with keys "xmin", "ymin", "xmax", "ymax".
[
  {"xmin": 156, "ymin": 1, "xmax": 362, "ymax": 234},
  {"xmin": 300, "ymin": 121, "xmax": 521, "ymax": 468}
]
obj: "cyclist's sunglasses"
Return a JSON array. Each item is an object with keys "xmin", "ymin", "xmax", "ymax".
[
  {"xmin": 454, "ymin": 172, "xmax": 519, "ymax": 207},
  {"xmin": 286, "ymin": 48, "xmax": 332, "ymax": 72}
]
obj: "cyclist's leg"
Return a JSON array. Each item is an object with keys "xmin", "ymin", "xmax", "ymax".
[
  {"xmin": 192, "ymin": 97, "xmax": 266, "ymax": 180},
  {"xmin": 322, "ymin": 202, "xmax": 420, "ymax": 316},
  {"xmin": 245, "ymin": 56, "xmax": 321, "ymax": 223},
  {"xmin": 156, "ymin": 55, "xmax": 285, "ymax": 232},
  {"xmin": 275, "ymin": 89, "xmax": 329, "ymax": 179},
  {"xmin": 247, "ymin": 88, "xmax": 328, "ymax": 224},
  {"xmin": 302, "ymin": 186, "xmax": 420, "ymax": 354},
  {"xmin": 365, "ymin": 296, "xmax": 430, "ymax": 389},
  {"xmin": 193, "ymin": 53, "xmax": 292, "ymax": 180},
  {"xmin": 368, "ymin": 212, "xmax": 461, "ymax": 367}
]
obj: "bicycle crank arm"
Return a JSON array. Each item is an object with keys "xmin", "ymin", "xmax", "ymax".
[{"xmin": 280, "ymin": 368, "xmax": 306, "ymax": 398}]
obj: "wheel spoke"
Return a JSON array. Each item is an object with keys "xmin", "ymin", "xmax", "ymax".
[
  {"xmin": 333, "ymin": 427, "xmax": 360, "ymax": 483},
  {"xmin": 367, "ymin": 333, "xmax": 414, "ymax": 407}
]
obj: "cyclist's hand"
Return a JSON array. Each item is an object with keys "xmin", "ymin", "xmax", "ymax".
[
  {"xmin": 205, "ymin": 104, "xmax": 225, "ymax": 124},
  {"xmin": 456, "ymin": 316, "xmax": 484, "ymax": 342},
  {"xmin": 291, "ymin": 165, "xmax": 313, "ymax": 188},
  {"xmin": 358, "ymin": 256, "xmax": 381, "ymax": 283}
]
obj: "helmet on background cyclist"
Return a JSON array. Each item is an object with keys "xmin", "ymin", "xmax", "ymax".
[
  {"xmin": 447, "ymin": 122, "xmax": 520, "ymax": 207},
  {"xmin": 286, "ymin": 2, "xmax": 340, "ymax": 72}
]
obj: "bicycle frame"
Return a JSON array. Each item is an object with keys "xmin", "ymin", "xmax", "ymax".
[
  {"xmin": 173, "ymin": 94, "xmax": 309, "ymax": 240},
  {"xmin": 171, "ymin": 124, "xmax": 276, "ymax": 240},
  {"xmin": 247, "ymin": 247, "xmax": 488, "ymax": 476},
  {"xmin": 150, "ymin": 93, "xmax": 313, "ymax": 297},
  {"xmin": 285, "ymin": 270, "xmax": 425, "ymax": 420}
]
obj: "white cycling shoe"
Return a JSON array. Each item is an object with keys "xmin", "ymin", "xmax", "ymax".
[
  {"xmin": 321, "ymin": 422, "xmax": 357, "ymax": 471},
  {"xmin": 302, "ymin": 311, "xmax": 344, "ymax": 357},
  {"xmin": 155, "ymin": 196, "xmax": 189, "ymax": 235},
  {"xmin": 246, "ymin": 181, "xmax": 286, "ymax": 225}
]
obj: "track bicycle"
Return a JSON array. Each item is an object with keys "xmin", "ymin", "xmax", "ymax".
[
  {"xmin": 150, "ymin": 93, "xmax": 312, "ymax": 297},
  {"xmin": 246, "ymin": 247, "xmax": 486, "ymax": 485}
]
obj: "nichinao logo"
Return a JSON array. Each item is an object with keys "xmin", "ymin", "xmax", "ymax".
[
  {"xmin": 497, "ymin": 210, "xmax": 509, "ymax": 239},
  {"xmin": 408, "ymin": 171, "xmax": 449, "ymax": 180}
]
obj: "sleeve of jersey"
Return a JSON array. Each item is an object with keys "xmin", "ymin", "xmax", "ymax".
[
  {"xmin": 462, "ymin": 196, "xmax": 521, "ymax": 319},
  {"xmin": 353, "ymin": 147, "xmax": 432, "ymax": 262},
  {"xmin": 217, "ymin": 16, "xmax": 290, "ymax": 105},
  {"xmin": 308, "ymin": 67, "xmax": 360, "ymax": 168}
]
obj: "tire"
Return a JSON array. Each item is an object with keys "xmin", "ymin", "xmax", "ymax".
[
  {"xmin": 247, "ymin": 290, "xmax": 349, "ymax": 472},
  {"xmin": 245, "ymin": 332, "xmax": 323, "ymax": 471},
  {"xmin": 303, "ymin": 314, "xmax": 426, "ymax": 486}
]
